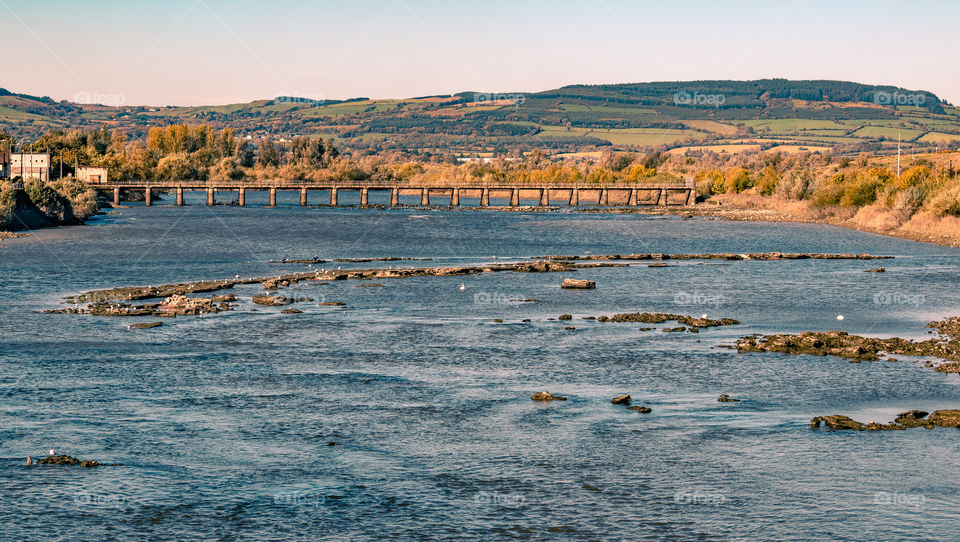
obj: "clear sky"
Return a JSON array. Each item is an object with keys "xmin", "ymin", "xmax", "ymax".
[{"xmin": 2, "ymin": 0, "xmax": 957, "ymax": 106}]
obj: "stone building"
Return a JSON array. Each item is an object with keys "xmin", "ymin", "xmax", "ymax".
[
  {"xmin": 76, "ymin": 166, "xmax": 108, "ymax": 184},
  {"xmin": 9, "ymin": 152, "xmax": 50, "ymax": 181}
]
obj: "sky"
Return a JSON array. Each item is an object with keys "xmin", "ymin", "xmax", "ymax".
[{"xmin": 2, "ymin": 0, "xmax": 958, "ymax": 106}]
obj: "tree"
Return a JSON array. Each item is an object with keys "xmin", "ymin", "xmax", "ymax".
[
  {"xmin": 234, "ymin": 140, "xmax": 254, "ymax": 167},
  {"xmin": 257, "ymin": 140, "xmax": 279, "ymax": 167}
]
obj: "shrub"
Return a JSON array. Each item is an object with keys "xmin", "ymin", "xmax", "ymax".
[
  {"xmin": 892, "ymin": 186, "xmax": 924, "ymax": 221},
  {"xmin": 840, "ymin": 176, "xmax": 882, "ymax": 207},
  {"xmin": 726, "ymin": 168, "xmax": 753, "ymax": 193},
  {"xmin": 756, "ymin": 166, "xmax": 780, "ymax": 196},
  {"xmin": 928, "ymin": 184, "xmax": 960, "ymax": 217},
  {"xmin": 694, "ymin": 169, "xmax": 724, "ymax": 197},
  {"xmin": 25, "ymin": 179, "xmax": 74, "ymax": 222},
  {"xmin": 49, "ymin": 177, "xmax": 99, "ymax": 221},
  {"xmin": 777, "ymin": 169, "xmax": 814, "ymax": 200},
  {"xmin": 900, "ymin": 166, "xmax": 930, "ymax": 188},
  {"xmin": 811, "ymin": 183, "xmax": 844, "ymax": 207}
]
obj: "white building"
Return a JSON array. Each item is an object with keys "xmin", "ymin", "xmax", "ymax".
[{"xmin": 10, "ymin": 152, "xmax": 50, "ymax": 181}]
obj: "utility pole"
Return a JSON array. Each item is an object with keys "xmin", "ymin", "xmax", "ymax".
[{"xmin": 897, "ymin": 131, "xmax": 901, "ymax": 179}]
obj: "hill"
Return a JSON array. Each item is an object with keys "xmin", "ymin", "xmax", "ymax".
[{"xmin": 1, "ymin": 80, "xmax": 958, "ymax": 157}]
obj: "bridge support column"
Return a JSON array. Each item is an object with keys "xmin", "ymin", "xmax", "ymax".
[
  {"xmin": 176, "ymin": 187, "xmax": 184, "ymax": 206},
  {"xmin": 390, "ymin": 188, "xmax": 399, "ymax": 207},
  {"xmin": 628, "ymin": 188, "xmax": 637, "ymax": 206},
  {"xmin": 238, "ymin": 188, "xmax": 245, "ymax": 206},
  {"xmin": 510, "ymin": 188, "xmax": 519, "ymax": 206},
  {"xmin": 300, "ymin": 187, "xmax": 308, "ymax": 206},
  {"xmin": 600, "ymin": 188, "xmax": 608, "ymax": 205},
  {"xmin": 539, "ymin": 188, "xmax": 548, "ymax": 206},
  {"xmin": 330, "ymin": 188, "xmax": 338, "ymax": 206},
  {"xmin": 207, "ymin": 187, "xmax": 214, "ymax": 206},
  {"xmin": 686, "ymin": 189, "xmax": 695, "ymax": 206},
  {"xmin": 113, "ymin": 187, "xmax": 120, "ymax": 206},
  {"xmin": 144, "ymin": 188, "xmax": 152, "ymax": 206},
  {"xmin": 269, "ymin": 187, "xmax": 277, "ymax": 207},
  {"xmin": 361, "ymin": 187, "xmax": 369, "ymax": 206},
  {"xmin": 656, "ymin": 188, "xmax": 664, "ymax": 206},
  {"xmin": 570, "ymin": 189, "xmax": 579, "ymax": 206},
  {"xmin": 480, "ymin": 188, "xmax": 489, "ymax": 206},
  {"xmin": 450, "ymin": 188, "xmax": 459, "ymax": 206},
  {"xmin": 420, "ymin": 188, "xmax": 429, "ymax": 206}
]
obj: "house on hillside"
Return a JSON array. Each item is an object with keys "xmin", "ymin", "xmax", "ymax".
[
  {"xmin": 76, "ymin": 166, "xmax": 108, "ymax": 184},
  {"xmin": 9, "ymin": 152, "xmax": 50, "ymax": 181}
]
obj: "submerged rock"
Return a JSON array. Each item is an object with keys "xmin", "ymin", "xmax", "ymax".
[
  {"xmin": 280, "ymin": 308, "xmax": 303, "ymax": 314},
  {"xmin": 319, "ymin": 301, "xmax": 346, "ymax": 306},
  {"xmin": 865, "ymin": 267, "xmax": 886, "ymax": 273},
  {"xmin": 129, "ymin": 321, "xmax": 163, "ymax": 329},
  {"xmin": 252, "ymin": 295, "xmax": 292, "ymax": 306},
  {"xmin": 717, "ymin": 394, "xmax": 740, "ymax": 402},
  {"xmin": 627, "ymin": 406, "xmax": 652, "ymax": 413},
  {"xmin": 531, "ymin": 391, "xmax": 567, "ymax": 402}
]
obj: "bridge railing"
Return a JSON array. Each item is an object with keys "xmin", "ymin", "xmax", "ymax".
[{"xmin": 96, "ymin": 179, "xmax": 689, "ymax": 189}]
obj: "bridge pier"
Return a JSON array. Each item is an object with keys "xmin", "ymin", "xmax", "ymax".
[
  {"xmin": 113, "ymin": 187, "xmax": 120, "ymax": 206},
  {"xmin": 481, "ymin": 188, "xmax": 489, "ymax": 206},
  {"xmin": 450, "ymin": 188, "xmax": 459, "ymax": 206},
  {"xmin": 655, "ymin": 188, "xmax": 664, "ymax": 206},
  {"xmin": 510, "ymin": 188, "xmax": 519, "ymax": 206},
  {"xmin": 300, "ymin": 187, "xmax": 308, "ymax": 206},
  {"xmin": 569, "ymin": 188, "xmax": 579, "ymax": 206},
  {"xmin": 330, "ymin": 188, "xmax": 338, "ymax": 206},
  {"xmin": 685, "ymin": 189, "xmax": 695, "ymax": 205},
  {"xmin": 420, "ymin": 188, "xmax": 429, "ymax": 206},
  {"xmin": 390, "ymin": 188, "xmax": 399, "ymax": 207},
  {"xmin": 269, "ymin": 187, "xmax": 277, "ymax": 207},
  {"xmin": 539, "ymin": 188, "xmax": 548, "ymax": 206},
  {"xmin": 361, "ymin": 187, "xmax": 368, "ymax": 206},
  {"xmin": 600, "ymin": 188, "xmax": 608, "ymax": 205},
  {"xmin": 176, "ymin": 187, "xmax": 184, "ymax": 206},
  {"xmin": 207, "ymin": 187, "xmax": 215, "ymax": 206},
  {"xmin": 238, "ymin": 188, "xmax": 245, "ymax": 206},
  {"xmin": 144, "ymin": 187, "xmax": 152, "ymax": 206},
  {"xmin": 628, "ymin": 188, "xmax": 637, "ymax": 206}
]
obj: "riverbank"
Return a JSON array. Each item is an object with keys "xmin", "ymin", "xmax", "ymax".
[{"xmin": 629, "ymin": 194, "xmax": 960, "ymax": 248}]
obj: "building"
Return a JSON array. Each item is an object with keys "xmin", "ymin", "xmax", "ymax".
[
  {"xmin": 76, "ymin": 166, "xmax": 108, "ymax": 184},
  {"xmin": 0, "ymin": 151, "xmax": 9, "ymax": 179},
  {"xmin": 10, "ymin": 152, "xmax": 50, "ymax": 181}
]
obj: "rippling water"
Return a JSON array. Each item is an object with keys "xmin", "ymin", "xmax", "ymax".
[{"xmin": 2, "ymin": 201, "xmax": 960, "ymax": 541}]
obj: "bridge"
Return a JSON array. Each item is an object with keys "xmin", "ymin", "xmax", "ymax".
[{"xmin": 94, "ymin": 180, "xmax": 696, "ymax": 207}]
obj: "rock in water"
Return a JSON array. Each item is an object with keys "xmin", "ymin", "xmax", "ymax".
[
  {"xmin": 531, "ymin": 391, "xmax": 567, "ymax": 401},
  {"xmin": 865, "ymin": 268, "xmax": 886, "ymax": 273},
  {"xmin": 37, "ymin": 454, "xmax": 99, "ymax": 467},
  {"xmin": 628, "ymin": 406, "xmax": 652, "ymax": 413},
  {"xmin": 611, "ymin": 394, "xmax": 632, "ymax": 405},
  {"xmin": 561, "ymin": 279, "xmax": 596, "ymax": 289},
  {"xmin": 717, "ymin": 394, "xmax": 740, "ymax": 402},
  {"xmin": 252, "ymin": 295, "xmax": 292, "ymax": 306}
]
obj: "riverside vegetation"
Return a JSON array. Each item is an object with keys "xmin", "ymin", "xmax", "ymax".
[{"xmin": 3, "ymin": 123, "xmax": 960, "ymax": 245}]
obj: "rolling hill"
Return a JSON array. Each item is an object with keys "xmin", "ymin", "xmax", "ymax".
[{"xmin": 1, "ymin": 80, "xmax": 958, "ymax": 156}]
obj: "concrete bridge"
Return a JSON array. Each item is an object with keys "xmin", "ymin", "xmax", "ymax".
[{"xmin": 95, "ymin": 180, "xmax": 696, "ymax": 207}]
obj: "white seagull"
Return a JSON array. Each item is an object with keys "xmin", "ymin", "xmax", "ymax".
[
  {"xmin": 836, "ymin": 315, "xmax": 845, "ymax": 321},
  {"xmin": 459, "ymin": 283, "xmax": 466, "ymax": 291},
  {"xmin": 48, "ymin": 449, "xmax": 55, "ymax": 456}
]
